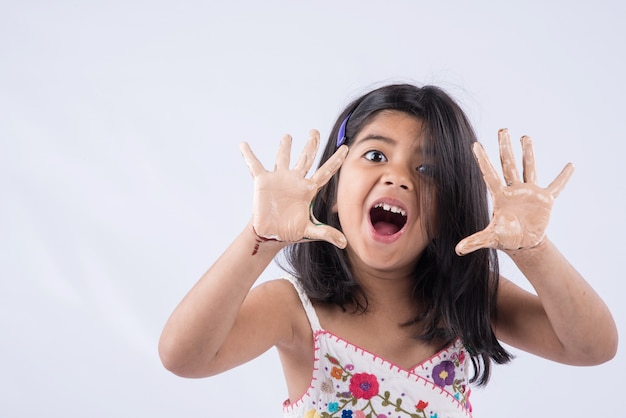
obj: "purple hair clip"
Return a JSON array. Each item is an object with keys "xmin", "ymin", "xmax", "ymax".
[{"xmin": 336, "ymin": 112, "xmax": 352, "ymax": 147}]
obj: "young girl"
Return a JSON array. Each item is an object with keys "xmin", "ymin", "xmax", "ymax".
[{"xmin": 159, "ymin": 84, "xmax": 617, "ymax": 417}]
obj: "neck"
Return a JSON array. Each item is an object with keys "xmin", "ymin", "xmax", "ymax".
[{"xmin": 351, "ymin": 269, "xmax": 418, "ymax": 319}]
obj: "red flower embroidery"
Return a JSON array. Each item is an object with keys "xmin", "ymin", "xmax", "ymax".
[
  {"xmin": 348, "ymin": 373, "xmax": 379, "ymax": 400},
  {"xmin": 415, "ymin": 400, "xmax": 429, "ymax": 411}
]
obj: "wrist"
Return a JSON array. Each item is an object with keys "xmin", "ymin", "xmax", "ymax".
[
  {"xmin": 245, "ymin": 221, "xmax": 288, "ymax": 256},
  {"xmin": 504, "ymin": 236, "xmax": 551, "ymax": 260}
]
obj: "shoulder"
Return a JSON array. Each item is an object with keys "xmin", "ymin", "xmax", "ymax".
[
  {"xmin": 493, "ymin": 275, "xmax": 543, "ymax": 346},
  {"xmin": 251, "ymin": 277, "xmax": 302, "ymax": 307},
  {"xmin": 495, "ymin": 275, "xmax": 538, "ymax": 314},
  {"xmin": 248, "ymin": 278, "xmax": 312, "ymax": 346},
  {"xmin": 248, "ymin": 278, "xmax": 303, "ymax": 318}
]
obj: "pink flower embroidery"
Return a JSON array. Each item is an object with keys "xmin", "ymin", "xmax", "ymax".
[{"xmin": 349, "ymin": 373, "xmax": 379, "ymax": 400}]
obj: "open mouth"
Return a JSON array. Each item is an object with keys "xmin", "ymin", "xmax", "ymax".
[{"xmin": 369, "ymin": 202, "xmax": 407, "ymax": 235}]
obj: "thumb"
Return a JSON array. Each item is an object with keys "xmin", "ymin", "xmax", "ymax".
[
  {"xmin": 455, "ymin": 229, "xmax": 495, "ymax": 256},
  {"xmin": 304, "ymin": 224, "xmax": 347, "ymax": 249}
]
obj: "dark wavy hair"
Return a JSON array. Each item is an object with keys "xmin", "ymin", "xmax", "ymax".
[{"xmin": 281, "ymin": 83, "xmax": 512, "ymax": 385}]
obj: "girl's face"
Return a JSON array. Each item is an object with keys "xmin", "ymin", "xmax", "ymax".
[{"xmin": 335, "ymin": 110, "xmax": 436, "ymax": 279}]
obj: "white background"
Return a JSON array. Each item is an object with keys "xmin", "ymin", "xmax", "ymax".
[{"xmin": 1, "ymin": 1, "xmax": 624, "ymax": 417}]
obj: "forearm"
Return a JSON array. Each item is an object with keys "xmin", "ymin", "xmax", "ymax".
[
  {"xmin": 158, "ymin": 222, "xmax": 285, "ymax": 375},
  {"xmin": 505, "ymin": 237, "xmax": 618, "ymax": 364}
]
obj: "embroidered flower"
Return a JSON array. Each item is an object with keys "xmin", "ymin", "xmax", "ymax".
[
  {"xmin": 415, "ymin": 400, "xmax": 429, "ymax": 411},
  {"xmin": 316, "ymin": 349, "xmax": 469, "ymax": 417},
  {"xmin": 331, "ymin": 366, "xmax": 344, "ymax": 380},
  {"xmin": 432, "ymin": 360, "xmax": 455, "ymax": 387},
  {"xmin": 328, "ymin": 402, "xmax": 339, "ymax": 413},
  {"xmin": 320, "ymin": 378, "xmax": 334, "ymax": 394},
  {"xmin": 304, "ymin": 410, "xmax": 321, "ymax": 418},
  {"xmin": 349, "ymin": 373, "xmax": 379, "ymax": 400}
]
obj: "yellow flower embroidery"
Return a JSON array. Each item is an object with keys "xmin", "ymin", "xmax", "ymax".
[{"xmin": 304, "ymin": 409, "xmax": 321, "ymax": 418}]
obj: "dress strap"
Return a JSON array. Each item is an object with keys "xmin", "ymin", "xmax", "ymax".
[{"xmin": 284, "ymin": 276, "xmax": 322, "ymax": 332}]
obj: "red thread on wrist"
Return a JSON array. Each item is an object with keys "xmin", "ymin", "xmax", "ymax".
[{"xmin": 251, "ymin": 226, "xmax": 278, "ymax": 255}]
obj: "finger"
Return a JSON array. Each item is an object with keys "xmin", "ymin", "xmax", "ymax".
[
  {"xmin": 472, "ymin": 142, "xmax": 502, "ymax": 195},
  {"xmin": 546, "ymin": 162, "xmax": 575, "ymax": 198},
  {"xmin": 275, "ymin": 134, "xmax": 293, "ymax": 171},
  {"xmin": 304, "ymin": 224, "xmax": 347, "ymax": 249},
  {"xmin": 498, "ymin": 128, "xmax": 521, "ymax": 185},
  {"xmin": 455, "ymin": 227, "xmax": 497, "ymax": 255},
  {"xmin": 292, "ymin": 130, "xmax": 320, "ymax": 176},
  {"xmin": 239, "ymin": 142, "xmax": 266, "ymax": 177},
  {"xmin": 311, "ymin": 144, "xmax": 349, "ymax": 188},
  {"xmin": 521, "ymin": 136, "xmax": 537, "ymax": 184}
]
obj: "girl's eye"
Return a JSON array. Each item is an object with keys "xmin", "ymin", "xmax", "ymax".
[
  {"xmin": 417, "ymin": 164, "xmax": 437, "ymax": 178},
  {"xmin": 364, "ymin": 150, "xmax": 387, "ymax": 163}
]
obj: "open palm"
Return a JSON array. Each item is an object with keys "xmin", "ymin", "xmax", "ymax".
[
  {"xmin": 456, "ymin": 129, "xmax": 574, "ymax": 255},
  {"xmin": 240, "ymin": 130, "xmax": 348, "ymax": 248}
]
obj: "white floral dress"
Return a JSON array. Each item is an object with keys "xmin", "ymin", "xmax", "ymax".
[{"xmin": 282, "ymin": 277, "xmax": 473, "ymax": 418}]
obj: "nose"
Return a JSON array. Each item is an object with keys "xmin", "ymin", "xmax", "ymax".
[{"xmin": 381, "ymin": 163, "xmax": 413, "ymax": 191}]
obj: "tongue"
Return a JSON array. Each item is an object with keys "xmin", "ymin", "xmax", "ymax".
[{"xmin": 373, "ymin": 221, "xmax": 399, "ymax": 235}]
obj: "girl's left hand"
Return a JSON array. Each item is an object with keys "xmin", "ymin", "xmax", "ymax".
[{"xmin": 455, "ymin": 129, "xmax": 575, "ymax": 256}]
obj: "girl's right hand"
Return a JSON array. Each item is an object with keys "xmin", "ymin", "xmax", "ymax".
[{"xmin": 240, "ymin": 130, "xmax": 349, "ymax": 249}]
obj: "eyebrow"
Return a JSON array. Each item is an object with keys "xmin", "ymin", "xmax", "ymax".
[{"xmin": 352, "ymin": 134, "xmax": 396, "ymax": 146}]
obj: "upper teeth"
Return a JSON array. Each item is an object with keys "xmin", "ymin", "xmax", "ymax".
[{"xmin": 375, "ymin": 203, "xmax": 406, "ymax": 217}]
